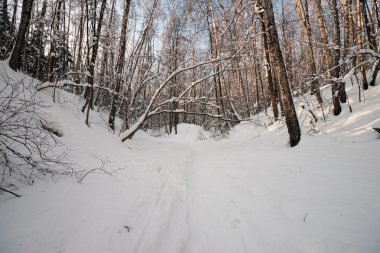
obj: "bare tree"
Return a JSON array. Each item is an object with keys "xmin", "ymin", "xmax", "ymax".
[
  {"xmin": 297, "ymin": 0, "xmax": 323, "ymax": 104},
  {"xmin": 312, "ymin": 0, "xmax": 341, "ymax": 116},
  {"xmin": 259, "ymin": 8, "xmax": 279, "ymax": 120},
  {"xmin": 82, "ymin": 0, "xmax": 107, "ymax": 126},
  {"xmin": 108, "ymin": 0, "xmax": 131, "ymax": 131},
  {"xmin": 260, "ymin": 0, "xmax": 301, "ymax": 147}
]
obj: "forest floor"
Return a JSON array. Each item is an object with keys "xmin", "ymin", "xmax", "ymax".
[{"xmin": 1, "ymin": 62, "xmax": 380, "ymax": 253}]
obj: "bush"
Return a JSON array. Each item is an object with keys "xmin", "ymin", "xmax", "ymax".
[{"xmin": 0, "ymin": 66, "xmax": 74, "ymax": 188}]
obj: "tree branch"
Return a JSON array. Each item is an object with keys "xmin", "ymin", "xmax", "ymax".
[{"xmin": 0, "ymin": 186, "xmax": 21, "ymax": 197}]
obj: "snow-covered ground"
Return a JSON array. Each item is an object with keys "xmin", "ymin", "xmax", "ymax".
[{"xmin": 1, "ymin": 62, "xmax": 380, "ymax": 253}]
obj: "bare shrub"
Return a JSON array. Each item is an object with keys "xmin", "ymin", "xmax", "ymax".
[{"xmin": 0, "ymin": 67, "xmax": 75, "ymax": 189}]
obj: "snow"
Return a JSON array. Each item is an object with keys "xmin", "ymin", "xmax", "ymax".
[
  {"xmin": 30, "ymin": 152, "xmax": 42, "ymax": 163},
  {"xmin": 0, "ymin": 61, "xmax": 380, "ymax": 253}
]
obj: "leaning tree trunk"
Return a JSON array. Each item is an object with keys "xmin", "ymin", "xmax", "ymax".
[
  {"xmin": 261, "ymin": 0, "xmax": 301, "ymax": 147},
  {"xmin": 9, "ymin": 0, "xmax": 34, "ymax": 71}
]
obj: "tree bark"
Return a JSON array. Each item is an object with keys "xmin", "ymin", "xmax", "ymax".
[
  {"xmin": 32, "ymin": 0, "xmax": 47, "ymax": 80},
  {"xmin": 108, "ymin": 0, "xmax": 131, "ymax": 131},
  {"xmin": 331, "ymin": 0, "xmax": 347, "ymax": 103},
  {"xmin": 11, "ymin": 0, "xmax": 18, "ymax": 29},
  {"xmin": 261, "ymin": 0, "xmax": 301, "ymax": 147},
  {"xmin": 9, "ymin": 0, "xmax": 34, "ymax": 71},
  {"xmin": 260, "ymin": 10, "xmax": 279, "ymax": 120},
  {"xmin": 84, "ymin": 0, "xmax": 106, "ymax": 126},
  {"xmin": 341, "ymin": 0, "xmax": 353, "ymax": 103},
  {"xmin": 75, "ymin": 0, "xmax": 84, "ymax": 76},
  {"xmin": 206, "ymin": 0, "xmax": 226, "ymax": 118},
  {"xmin": 297, "ymin": 0, "xmax": 323, "ymax": 104},
  {"xmin": 312, "ymin": 0, "xmax": 341, "ymax": 115},
  {"xmin": 357, "ymin": 0, "xmax": 369, "ymax": 90}
]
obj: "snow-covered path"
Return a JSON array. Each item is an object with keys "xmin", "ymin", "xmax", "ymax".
[
  {"xmin": 129, "ymin": 139, "xmax": 256, "ymax": 253},
  {"xmin": 1, "ymin": 123, "xmax": 380, "ymax": 253},
  {"xmin": 127, "ymin": 135, "xmax": 380, "ymax": 253},
  {"xmin": 1, "ymin": 82, "xmax": 380, "ymax": 253},
  {"xmin": 131, "ymin": 140, "xmax": 253, "ymax": 253},
  {"xmin": 131, "ymin": 141, "xmax": 196, "ymax": 253}
]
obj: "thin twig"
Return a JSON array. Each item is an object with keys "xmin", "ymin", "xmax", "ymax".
[{"xmin": 0, "ymin": 186, "xmax": 21, "ymax": 197}]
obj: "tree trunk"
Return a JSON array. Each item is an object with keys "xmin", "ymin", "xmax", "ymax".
[
  {"xmin": 33, "ymin": 0, "xmax": 47, "ymax": 80},
  {"xmin": 46, "ymin": 0, "xmax": 63, "ymax": 83},
  {"xmin": 75, "ymin": 0, "xmax": 84, "ymax": 82},
  {"xmin": 260, "ymin": 10, "xmax": 279, "ymax": 120},
  {"xmin": 108, "ymin": 0, "xmax": 131, "ymax": 131},
  {"xmin": 96, "ymin": 0, "xmax": 116, "ymax": 107},
  {"xmin": 362, "ymin": 0, "xmax": 377, "ymax": 51},
  {"xmin": 84, "ymin": 0, "xmax": 106, "ymax": 126},
  {"xmin": 331, "ymin": 0, "xmax": 347, "ymax": 103},
  {"xmin": 370, "ymin": 60, "xmax": 379, "ymax": 86},
  {"xmin": 1, "ymin": 0, "xmax": 13, "ymax": 59},
  {"xmin": 206, "ymin": 0, "xmax": 226, "ymax": 118},
  {"xmin": 357, "ymin": 0, "xmax": 369, "ymax": 90},
  {"xmin": 11, "ymin": 0, "xmax": 18, "ymax": 29},
  {"xmin": 261, "ymin": 0, "xmax": 301, "ymax": 147},
  {"xmin": 341, "ymin": 0, "xmax": 353, "ymax": 103},
  {"xmin": 297, "ymin": 0, "xmax": 323, "ymax": 104},
  {"xmin": 312, "ymin": 0, "xmax": 341, "ymax": 115},
  {"xmin": 9, "ymin": 0, "xmax": 34, "ymax": 71}
]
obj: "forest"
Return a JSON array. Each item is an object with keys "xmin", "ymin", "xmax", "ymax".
[
  {"xmin": 1, "ymin": 0, "xmax": 379, "ymax": 145},
  {"xmin": 0, "ymin": 0, "xmax": 380, "ymax": 252}
]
